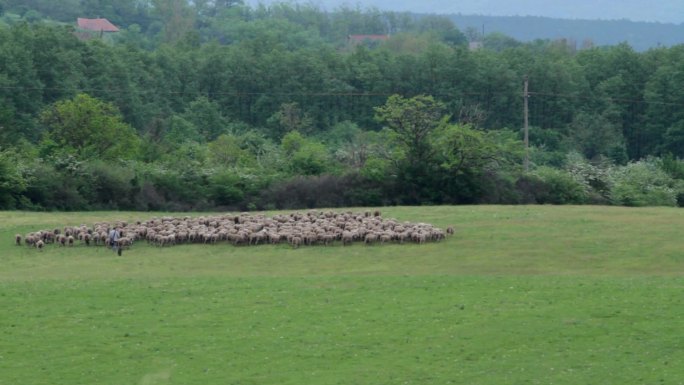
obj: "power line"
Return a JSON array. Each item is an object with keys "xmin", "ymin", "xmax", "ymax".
[
  {"xmin": 527, "ymin": 91, "xmax": 680, "ymax": 107},
  {"xmin": 1, "ymin": 85, "xmax": 683, "ymax": 107}
]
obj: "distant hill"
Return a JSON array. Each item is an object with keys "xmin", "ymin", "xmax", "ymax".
[
  {"xmin": 247, "ymin": 0, "xmax": 684, "ymax": 25},
  {"xmin": 244, "ymin": 0, "xmax": 684, "ymax": 51},
  {"xmin": 447, "ymin": 14, "xmax": 684, "ymax": 51}
]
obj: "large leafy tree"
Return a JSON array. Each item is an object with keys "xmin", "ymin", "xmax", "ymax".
[
  {"xmin": 374, "ymin": 94, "xmax": 445, "ymax": 203},
  {"xmin": 433, "ymin": 124, "xmax": 521, "ymax": 176},
  {"xmin": 40, "ymin": 94, "xmax": 141, "ymax": 161},
  {"xmin": 374, "ymin": 94, "xmax": 445, "ymax": 167}
]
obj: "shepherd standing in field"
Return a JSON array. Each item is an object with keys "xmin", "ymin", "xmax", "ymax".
[{"xmin": 109, "ymin": 227, "xmax": 122, "ymax": 256}]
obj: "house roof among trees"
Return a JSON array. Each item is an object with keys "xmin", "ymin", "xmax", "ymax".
[{"xmin": 77, "ymin": 18, "xmax": 119, "ymax": 32}]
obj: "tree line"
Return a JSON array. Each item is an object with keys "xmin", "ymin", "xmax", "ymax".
[{"xmin": 1, "ymin": 2, "xmax": 684, "ymax": 210}]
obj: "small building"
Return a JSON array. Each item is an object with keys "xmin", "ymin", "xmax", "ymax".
[{"xmin": 75, "ymin": 18, "xmax": 119, "ymax": 40}]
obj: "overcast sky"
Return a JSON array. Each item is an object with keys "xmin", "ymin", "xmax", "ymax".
[{"xmin": 245, "ymin": 0, "xmax": 684, "ymax": 24}]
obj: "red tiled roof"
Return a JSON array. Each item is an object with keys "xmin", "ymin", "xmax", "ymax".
[
  {"xmin": 348, "ymin": 34, "xmax": 390, "ymax": 42},
  {"xmin": 77, "ymin": 18, "xmax": 119, "ymax": 32}
]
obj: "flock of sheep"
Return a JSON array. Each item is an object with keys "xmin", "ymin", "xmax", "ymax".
[{"xmin": 16, "ymin": 210, "xmax": 455, "ymax": 251}]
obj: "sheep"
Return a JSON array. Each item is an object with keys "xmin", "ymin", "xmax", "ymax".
[
  {"xmin": 25, "ymin": 234, "xmax": 36, "ymax": 247},
  {"xmin": 290, "ymin": 236, "xmax": 302, "ymax": 248},
  {"xmin": 19, "ymin": 210, "xmax": 450, "ymax": 253},
  {"xmin": 15, "ymin": 234, "xmax": 22, "ymax": 246},
  {"xmin": 320, "ymin": 233, "xmax": 335, "ymax": 246},
  {"xmin": 117, "ymin": 237, "xmax": 133, "ymax": 249},
  {"xmin": 364, "ymin": 233, "xmax": 379, "ymax": 245},
  {"xmin": 35, "ymin": 239, "xmax": 44, "ymax": 251},
  {"xmin": 341, "ymin": 231, "xmax": 354, "ymax": 246},
  {"xmin": 43, "ymin": 231, "xmax": 54, "ymax": 244},
  {"xmin": 249, "ymin": 231, "xmax": 266, "ymax": 245}
]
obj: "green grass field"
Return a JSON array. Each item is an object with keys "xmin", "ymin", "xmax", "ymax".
[{"xmin": 1, "ymin": 206, "xmax": 683, "ymax": 384}]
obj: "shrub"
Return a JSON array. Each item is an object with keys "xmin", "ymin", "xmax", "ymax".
[
  {"xmin": 608, "ymin": 159, "xmax": 677, "ymax": 206},
  {"xmin": 563, "ymin": 152, "xmax": 612, "ymax": 203},
  {"xmin": 209, "ymin": 171, "xmax": 246, "ymax": 207},
  {"xmin": 82, "ymin": 160, "xmax": 136, "ymax": 209},
  {"xmin": 258, "ymin": 173, "xmax": 387, "ymax": 209},
  {"xmin": 476, "ymin": 171, "xmax": 521, "ymax": 204},
  {"xmin": 517, "ymin": 167, "xmax": 587, "ymax": 204}
]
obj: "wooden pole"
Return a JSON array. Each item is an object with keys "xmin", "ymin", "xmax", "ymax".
[{"xmin": 523, "ymin": 75, "xmax": 529, "ymax": 172}]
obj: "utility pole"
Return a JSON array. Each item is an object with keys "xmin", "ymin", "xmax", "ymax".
[{"xmin": 523, "ymin": 75, "xmax": 529, "ymax": 172}]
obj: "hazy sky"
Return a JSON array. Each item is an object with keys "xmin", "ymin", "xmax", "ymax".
[{"xmin": 245, "ymin": 0, "xmax": 684, "ymax": 24}]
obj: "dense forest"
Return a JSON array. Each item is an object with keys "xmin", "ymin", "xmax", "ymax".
[{"xmin": 1, "ymin": 0, "xmax": 684, "ymax": 210}]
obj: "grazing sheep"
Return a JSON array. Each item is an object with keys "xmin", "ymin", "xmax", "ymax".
[
  {"xmin": 15, "ymin": 234, "xmax": 22, "ymax": 246},
  {"xmin": 249, "ymin": 231, "xmax": 266, "ymax": 245},
  {"xmin": 117, "ymin": 237, "xmax": 133, "ymax": 249},
  {"xmin": 290, "ymin": 236, "xmax": 302, "ymax": 248},
  {"xmin": 364, "ymin": 233, "xmax": 378, "ymax": 245},
  {"xmin": 36, "ymin": 239, "xmax": 44, "ymax": 251},
  {"xmin": 341, "ymin": 231, "xmax": 354, "ymax": 246},
  {"xmin": 20, "ymin": 210, "xmax": 449, "ymax": 253},
  {"xmin": 25, "ymin": 234, "xmax": 36, "ymax": 247},
  {"xmin": 321, "ymin": 234, "xmax": 335, "ymax": 246}
]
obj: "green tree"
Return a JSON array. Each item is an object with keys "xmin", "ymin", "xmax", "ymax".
[
  {"xmin": 374, "ymin": 94, "xmax": 445, "ymax": 203},
  {"xmin": 576, "ymin": 44, "xmax": 649, "ymax": 159},
  {"xmin": 662, "ymin": 120, "xmax": 684, "ymax": 157},
  {"xmin": 483, "ymin": 32, "xmax": 522, "ymax": 52},
  {"xmin": 644, "ymin": 56, "xmax": 684, "ymax": 157},
  {"xmin": 415, "ymin": 15, "xmax": 466, "ymax": 46},
  {"xmin": 268, "ymin": 102, "xmax": 314, "ymax": 138},
  {"xmin": 208, "ymin": 133, "xmax": 254, "ymax": 168},
  {"xmin": 183, "ymin": 96, "xmax": 227, "ymax": 141},
  {"xmin": 374, "ymin": 94, "xmax": 444, "ymax": 167},
  {"xmin": 165, "ymin": 115, "xmax": 201, "ymax": 145},
  {"xmin": 40, "ymin": 94, "xmax": 141, "ymax": 160},
  {"xmin": 567, "ymin": 111, "xmax": 627, "ymax": 163},
  {"xmin": 151, "ymin": 0, "xmax": 195, "ymax": 43},
  {"xmin": 433, "ymin": 124, "xmax": 521, "ymax": 176},
  {"xmin": 281, "ymin": 130, "xmax": 331, "ymax": 175},
  {"xmin": 0, "ymin": 150, "xmax": 26, "ymax": 208}
]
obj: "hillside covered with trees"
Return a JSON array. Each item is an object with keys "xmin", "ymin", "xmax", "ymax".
[
  {"xmin": 1, "ymin": 0, "xmax": 684, "ymax": 210},
  {"xmin": 449, "ymin": 14, "xmax": 684, "ymax": 52}
]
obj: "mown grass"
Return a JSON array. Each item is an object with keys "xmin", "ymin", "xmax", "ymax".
[{"xmin": 1, "ymin": 206, "xmax": 683, "ymax": 384}]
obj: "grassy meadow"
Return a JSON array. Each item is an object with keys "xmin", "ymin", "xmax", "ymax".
[{"xmin": 1, "ymin": 206, "xmax": 683, "ymax": 384}]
